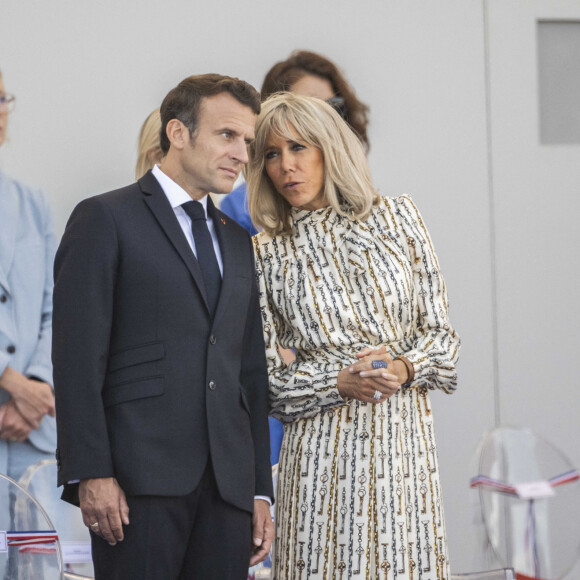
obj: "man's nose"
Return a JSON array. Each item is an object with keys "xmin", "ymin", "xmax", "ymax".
[{"xmin": 232, "ymin": 140, "xmax": 249, "ymax": 164}]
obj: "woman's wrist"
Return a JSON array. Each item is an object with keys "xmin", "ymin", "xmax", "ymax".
[
  {"xmin": 393, "ymin": 356, "xmax": 414, "ymax": 387},
  {"xmin": 0, "ymin": 366, "xmax": 22, "ymax": 395}
]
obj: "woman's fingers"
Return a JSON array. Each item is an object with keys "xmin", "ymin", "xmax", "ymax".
[
  {"xmin": 355, "ymin": 345, "xmax": 387, "ymax": 359},
  {"xmin": 359, "ymin": 376, "xmax": 401, "ymax": 402},
  {"xmin": 359, "ymin": 370, "xmax": 397, "ymax": 380},
  {"xmin": 349, "ymin": 353, "xmax": 393, "ymax": 374},
  {"xmin": 337, "ymin": 365, "xmax": 400, "ymax": 403}
]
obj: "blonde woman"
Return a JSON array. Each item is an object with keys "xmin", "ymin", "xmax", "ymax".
[
  {"xmin": 248, "ymin": 93, "xmax": 460, "ymax": 579},
  {"xmin": 135, "ymin": 108, "xmax": 163, "ymax": 179}
]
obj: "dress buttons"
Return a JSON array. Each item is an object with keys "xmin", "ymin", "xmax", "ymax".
[
  {"xmin": 209, "ymin": 335, "xmax": 216, "ymax": 345},
  {"xmin": 208, "ymin": 380, "xmax": 216, "ymax": 391},
  {"xmin": 0, "ymin": 295, "xmax": 6, "ymax": 303},
  {"xmin": 7, "ymin": 345, "xmax": 16, "ymax": 354}
]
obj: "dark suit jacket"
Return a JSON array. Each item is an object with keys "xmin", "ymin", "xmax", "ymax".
[{"xmin": 52, "ymin": 170, "xmax": 273, "ymax": 512}]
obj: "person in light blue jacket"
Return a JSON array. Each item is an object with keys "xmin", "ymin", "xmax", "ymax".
[{"xmin": 0, "ymin": 69, "xmax": 56, "ymax": 481}]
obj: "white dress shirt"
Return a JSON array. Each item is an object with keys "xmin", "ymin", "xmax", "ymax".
[{"xmin": 152, "ymin": 164, "xmax": 223, "ymax": 275}]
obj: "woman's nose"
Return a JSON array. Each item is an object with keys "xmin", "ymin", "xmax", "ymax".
[{"xmin": 280, "ymin": 152, "xmax": 294, "ymax": 173}]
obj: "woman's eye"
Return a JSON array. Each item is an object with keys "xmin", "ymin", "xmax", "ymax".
[
  {"xmin": 265, "ymin": 151, "xmax": 277, "ymax": 160},
  {"xmin": 291, "ymin": 143, "xmax": 306, "ymax": 151}
]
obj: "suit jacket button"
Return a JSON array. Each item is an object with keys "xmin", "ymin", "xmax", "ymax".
[
  {"xmin": 208, "ymin": 380, "xmax": 216, "ymax": 391},
  {"xmin": 7, "ymin": 345, "xmax": 15, "ymax": 354},
  {"xmin": 0, "ymin": 295, "xmax": 7, "ymax": 303},
  {"xmin": 209, "ymin": 335, "xmax": 216, "ymax": 345}
]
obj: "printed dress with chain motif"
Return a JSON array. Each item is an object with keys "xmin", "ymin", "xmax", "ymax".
[{"xmin": 253, "ymin": 195, "xmax": 460, "ymax": 580}]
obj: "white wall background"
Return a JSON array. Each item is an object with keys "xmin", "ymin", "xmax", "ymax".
[{"xmin": 1, "ymin": 0, "xmax": 579, "ymax": 575}]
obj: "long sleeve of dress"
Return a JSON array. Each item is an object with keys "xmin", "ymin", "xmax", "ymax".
[
  {"xmin": 253, "ymin": 238, "xmax": 346, "ymax": 423},
  {"xmin": 391, "ymin": 195, "xmax": 460, "ymax": 393}
]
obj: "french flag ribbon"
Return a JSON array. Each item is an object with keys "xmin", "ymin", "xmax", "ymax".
[
  {"xmin": 548, "ymin": 469, "xmax": 579, "ymax": 487},
  {"xmin": 6, "ymin": 531, "xmax": 59, "ymax": 547},
  {"xmin": 469, "ymin": 469, "xmax": 579, "ymax": 579},
  {"xmin": 469, "ymin": 469, "xmax": 579, "ymax": 494}
]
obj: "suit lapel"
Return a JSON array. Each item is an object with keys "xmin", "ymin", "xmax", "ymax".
[
  {"xmin": 139, "ymin": 171, "xmax": 211, "ymax": 314},
  {"xmin": 207, "ymin": 198, "xmax": 240, "ymax": 328},
  {"xmin": 0, "ymin": 173, "xmax": 18, "ymax": 295}
]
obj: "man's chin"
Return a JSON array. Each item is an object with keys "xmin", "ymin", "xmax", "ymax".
[{"xmin": 213, "ymin": 179, "xmax": 238, "ymax": 195}]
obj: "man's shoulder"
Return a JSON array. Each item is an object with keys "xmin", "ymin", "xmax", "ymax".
[
  {"xmin": 76, "ymin": 181, "xmax": 145, "ymax": 212},
  {"xmin": 98, "ymin": 180, "xmax": 144, "ymax": 202}
]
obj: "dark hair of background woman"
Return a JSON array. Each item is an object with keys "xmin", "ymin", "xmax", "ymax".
[{"xmin": 261, "ymin": 50, "xmax": 370, "ymax": 152}]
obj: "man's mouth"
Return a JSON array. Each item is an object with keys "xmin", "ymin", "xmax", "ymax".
[{"xmin": 221, "ymin": 168, "xmax": 238, "ymax": 178}]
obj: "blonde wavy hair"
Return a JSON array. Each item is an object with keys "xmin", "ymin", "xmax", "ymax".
[
  {"xmin": 135, "ymin": 108, "xmax": 163, "ymax": 179},
  {"xmin": 247, "ymin": 93, "xmax": 378, "ymax": 236}
]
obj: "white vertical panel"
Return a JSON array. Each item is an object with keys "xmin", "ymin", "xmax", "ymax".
[{"xmin": 487, "ymin": 1, "xmax": 580, "ymax": 577}]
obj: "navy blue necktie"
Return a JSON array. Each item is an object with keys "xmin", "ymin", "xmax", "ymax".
[{"xmin": 181, "ymin": 200, "xmax": 222, "ymax": 316}]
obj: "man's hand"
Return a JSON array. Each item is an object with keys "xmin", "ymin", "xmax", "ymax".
[
  {"xmin": 0, "ymin": 400, "xmax": 33, "ymax": 441},
  {"xmin": 0, "ymin": 367, "xmax": 55, "ymax": 428},
  {"xmin": 250, "ymin": 499, "xmax": 273, "ymax": 567},
  {"xmin": 79, "ymin": 477, "xmax": 130, "ymax": 546}
]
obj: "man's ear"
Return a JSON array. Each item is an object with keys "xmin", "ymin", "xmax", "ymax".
[{"xmin": 165, "ymin": 119, "xmax": 188, "ymax": 151}]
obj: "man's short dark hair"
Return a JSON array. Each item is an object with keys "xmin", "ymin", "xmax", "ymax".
[{"xmin": 159, "ymin": 74, "xmax": 261, "ymax": 154}]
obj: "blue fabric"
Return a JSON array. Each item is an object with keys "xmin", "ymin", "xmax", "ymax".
[
  {"xmin": 220, "ymin": 183, "xmax": 258, "ymax": 236},
  {"xmin": 7, "ymin": 440, "xmax": 53, "ymax": 481},
  {"xmin": 221, "ymin": 183, "xmax": 284, "ymax": 464},
  {"xmin": 268, "ymin": 417, "xmax": 283, "ymax": 466},
  {"xmin": 0, "ymin": 170, "xmax": 57, "ymax": 468}
]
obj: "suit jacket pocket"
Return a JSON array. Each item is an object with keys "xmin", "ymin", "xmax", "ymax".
[
  {"xmin": 109, "ymin": 342, "xmax": 165, "ymax": 372},
  {"xmin": 103, "ymin": 376, "xmax": 164, "ymax": 407}
]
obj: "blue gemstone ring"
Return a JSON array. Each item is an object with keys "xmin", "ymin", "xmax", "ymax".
[{"xmin": 372, "ymin": 360, "xmax": 388, "ymax": 370}]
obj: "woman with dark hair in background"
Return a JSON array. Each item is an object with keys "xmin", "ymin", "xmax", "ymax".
[{"xmin": 260, "ymin": 49, "xmax": 369, "ymax": 150}]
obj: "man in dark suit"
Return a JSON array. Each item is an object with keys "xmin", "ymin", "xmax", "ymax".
[{"xmin": 52, "ymin": 74, "xmax": 273, "ymax": 579}]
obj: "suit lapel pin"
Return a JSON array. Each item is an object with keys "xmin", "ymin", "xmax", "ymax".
[{"xmin": 221, "ymin": 218, "xmax": 226, "ymax": 225}]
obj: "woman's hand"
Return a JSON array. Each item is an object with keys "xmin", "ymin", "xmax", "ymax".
[
  {"xmin": 0, "ymin": 367, "xmax": 55, "ymax": 429},
  {"xmin": 355, "ymin": 346, "xmax": 410, "ymax": 385},
  {"xmin": 337, "ymin": 347, "xmax": 401, "ymax": 403},
  {"xmin": 0, "ymin": 400, "xmax": 33, "ymax": 441}
]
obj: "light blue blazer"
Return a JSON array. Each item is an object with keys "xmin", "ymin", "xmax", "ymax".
[{"xmin": 0, "ymin": 170, "xmax": 56, "ymax": 454}]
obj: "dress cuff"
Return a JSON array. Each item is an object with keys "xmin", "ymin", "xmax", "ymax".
[{"xmin": 394, "ymin": 356, "xmax": 414, "ymax": 388}]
